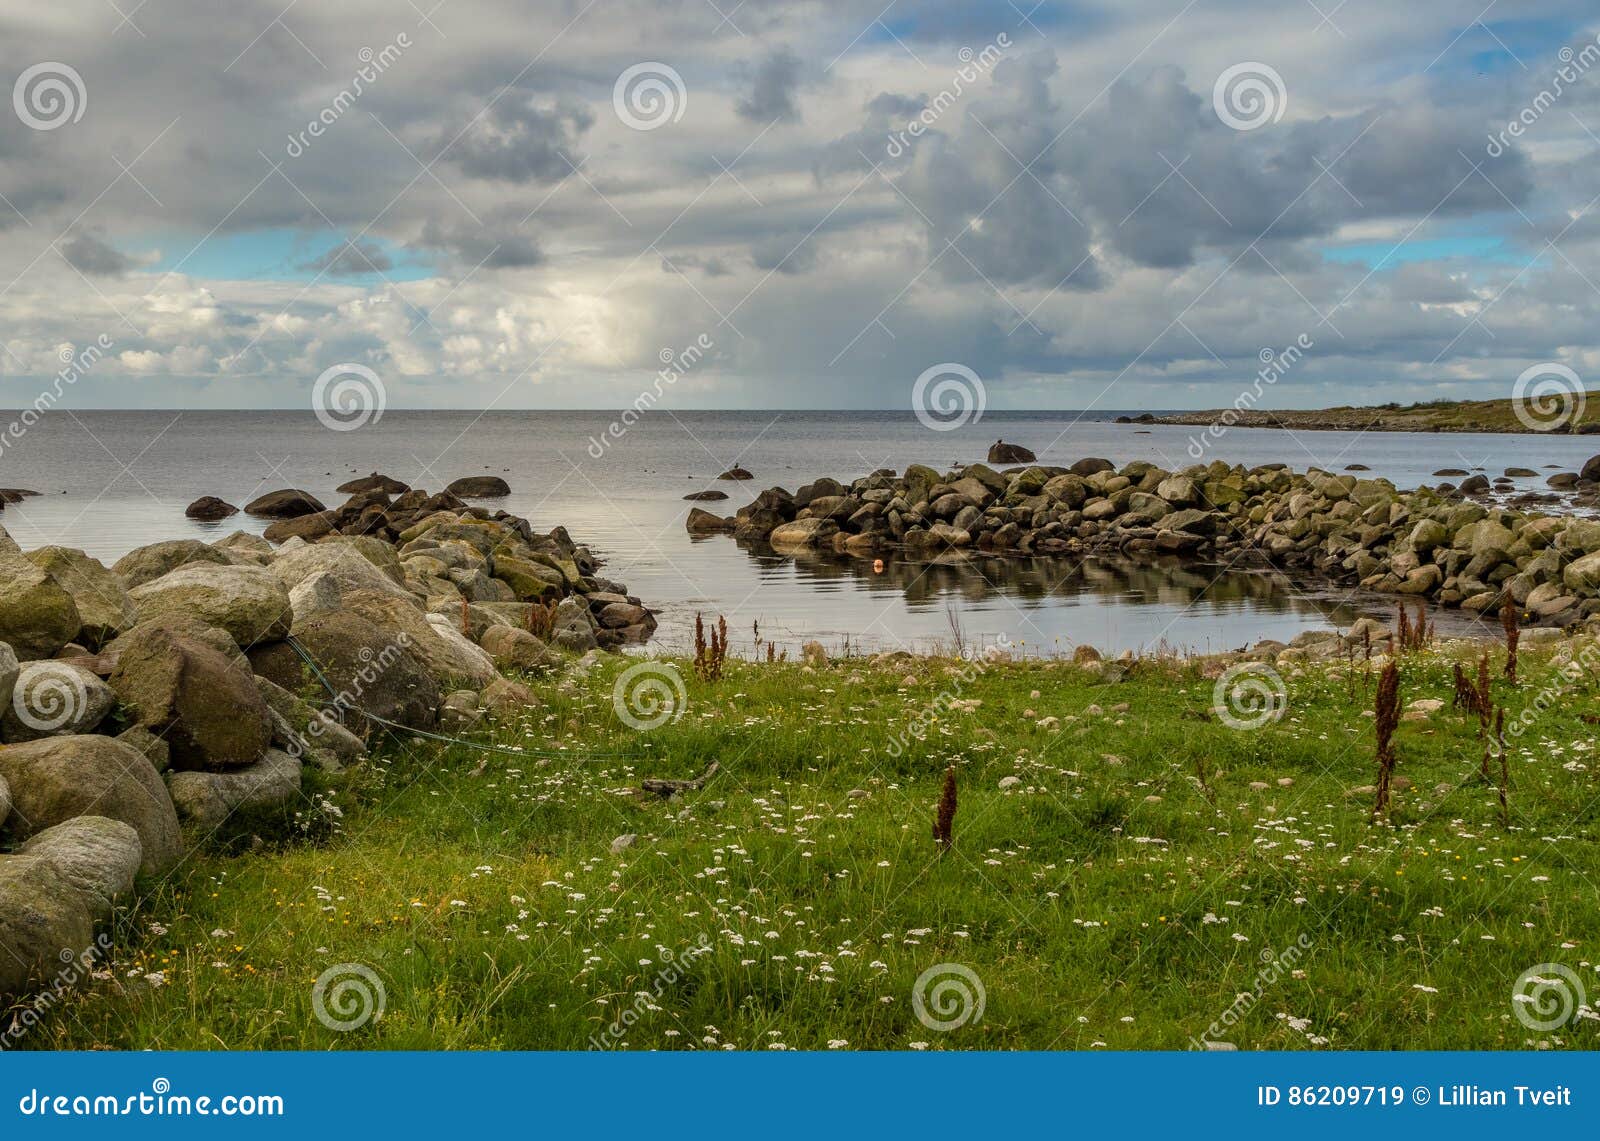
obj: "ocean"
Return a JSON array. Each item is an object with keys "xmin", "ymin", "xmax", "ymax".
[{"xmin": 1, "ymin": 409, "xmax": 1589, "ymax": 655}]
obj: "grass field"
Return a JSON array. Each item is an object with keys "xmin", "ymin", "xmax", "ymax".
[{"xmin": 20, "ymin": 634, "xmax": 1600, "ymax": 1051}]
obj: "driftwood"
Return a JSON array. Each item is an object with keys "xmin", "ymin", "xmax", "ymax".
[{"xmin": 641, "ymin": 761, "xmax": 719, "ymax": 797}]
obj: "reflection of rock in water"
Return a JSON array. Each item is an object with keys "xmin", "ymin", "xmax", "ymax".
[{"xmin": 735, "ymin": 538, "xmax": 1366, "ymax": 626}]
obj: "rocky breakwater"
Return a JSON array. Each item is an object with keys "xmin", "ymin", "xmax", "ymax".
[
  {"xmin": 0, "ymin": 477, "xmax": 653, "ymax": 1003},
  {"xmin": 688, "ymin": 458, "xmax": 1600, "ymax": 628}
]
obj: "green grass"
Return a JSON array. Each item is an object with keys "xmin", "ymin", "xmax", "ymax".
[{"xmin": 19, "ymin": 638, "xmax": 1600, "ymax": 1051}]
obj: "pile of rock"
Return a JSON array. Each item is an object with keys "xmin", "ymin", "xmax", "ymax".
[
  {"xmin": 0, "ymin": 477, "xmax": 652, "ymax": 999},
  {"xmin": 689, "ymin": 458, "xmax": 1600, "ymax": 626}
]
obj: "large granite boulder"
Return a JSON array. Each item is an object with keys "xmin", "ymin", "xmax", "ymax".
[
  {"xmin": 0, "ymin": 735, "xmax": 181, "ymax": 875},
  {"xmin": 2, "ymin": 660, "xmax": 115, "ymax": 741},
  {"xmin": 108, "ymin": 625, "xmax": 273, "ymax": 770},
  {"xmin": 270, "ymin": 540, "xmax": 411, "ymax": 601},
  {"xmin": 111, "ymin": 539, "xmax": 233, "ymax": 589},
  {"xmin": 184, "ymin": 496, "xmax": 238, "ymax": 521},
  {"xmin": 337, "ymin": 590, "xmax": 497, "ymax": 688},
  {"xmin": 244, "ymin": 489, "xmax": 325, "ymax": 518},
  {"xmin": 0, "ymin": 552, "xmax": 81, "ymax": 659},
  {"xmin": 987, "ymin": 441, "xmax": 1036, "ymax": 464},
  {"xmin": 129, "ymin": 562, "xmax": 293, "ymax": 648},
  {"xmin": 166, "ymin": 749, "xmax": 303, "ymax": 830},
  {"xmin": 0, "ymin": 816, "xmax": 142, "ymax": 998},
  {"xmin": 446, "ymin": 475, "xmax": 510, "ymax": 498},
  {"xmin": 22, "ymin": 547, "xmax": 135, "ymax": 648},
  {"xmin": 0, "ymin": 640, "xmax": 17, "ymax": 717},
  {"xmin": 280, "ymin": 610, "xmax": 440, "ymax": 730}
]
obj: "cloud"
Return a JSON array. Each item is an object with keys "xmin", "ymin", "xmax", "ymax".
[
  {"xmin": 737, "ymin": 48, "xmax": 804, "ymax": 123},
  {"xmin": 59, "ymin": 231, "xmax": 131, "ymax": 276},
  {"xmin": 445, "ymin": 95, "xmax": 593, "ymax": 183}
]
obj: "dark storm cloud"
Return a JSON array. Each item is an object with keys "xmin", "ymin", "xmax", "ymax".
[{"xmin": 59, "ymin": 231, "xmax": 131, "ymax": 276}]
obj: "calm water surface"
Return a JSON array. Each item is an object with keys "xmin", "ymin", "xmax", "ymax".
[{"xmin": 0, "ymin": 410, "xmax": 1577, "ymax": 655}]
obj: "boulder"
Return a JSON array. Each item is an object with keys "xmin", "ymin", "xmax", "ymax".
[
  {"xmin": 1070, "ymin": 458, "xmax": 1115, "ymax": 477},
  {"xmin": 685, "ymin": 508, "xmax": 735, "ymax": 534},
  {"xmin": 112, "ymin": 539, "xmax": 232, "ymax": 588},
  {"xmin": 244, "ymin": 489, "xmax": 326, "ymax": 518},
  {"xmin": 769, "ymin": 517, "xmax": 839, "ymax": 549},
  {"xmin": 336, "ymin": 472, "xmax": 409, "ymax": 495},
  {"xmin": 328, "ymin": 589, "xmax": 497, "ymax": 688},
  {"xmin": 0, "ymin": 735, "xmax": 181, "ymax": 875},
  {"xmin": 287, "ymin": 570, "xmax": 342, "ymax": 621},
  {"xmin": 116, "ymin": 725, "xmax": 170, "ymax": 773},
  {"xmin": 718, "ymin": 467, "xmax": 754, "ymax": 481},
  {"xmin": 0, "ymin": 773, "xmax": 8, "ymax": 828},
  {"xmin": 129, "ymin": 562, "xmax": 294, "ymax": 648},
  {"xmin": 987, "ymin": 441, "xmax": 1037, "ymax": 464},
  {"xmin": 445, "ymin": 475, "xmax": 510, "ymax": 498},
  {"xmin": 1582, "ymin": 455, "xmax": 1600, "ymax": 483},
  {"xmin": 1, "ymin": 661, "xmax": 115, "ymax": 741},
  {"xmin": 108, "ymin": 625, "xmax": 273, "ymax": 771},
  {"xmin": 17, "ymin": 816, "xmax": 141, "ymax": 919},
  {"xmin": 0, "ymin": 640, "xmax": 16, "ymax": 717},
  {"xmin": 165, "ymin": 749, "xmax": 302, "ymax": 830},
  {"xmin": 479, "ymin": 625, "xmax": 559, "ymax": 671},
  {"xmin": 0, "ymin": 854, "xmax": 93, "ymax": 999},
  {"xmin": 285, "ymin": 610, "xmax": 440, "ymax": 729},
  {"xmin": 184, "ymin": 496, "xmax": 239, "ymax": 521},
  {"xmin": 270, "ymin": 540, "xmax": 411, "ymax": 601},
  {"xmin": 0, "ymin": 552, "xmax": 81, "ymax": 659},
  {"xmin": 22, "ymin": 547, "xmax": 135, "ymax": 648},
  {"xmin": 481, "ymin": 677, "xmax": 535, "ymax": 719},
  {"xmin": 683, "ymin": 490, "xmax": 729, "ymax": 501},
  {"xmin": 263, "ymin": 512, "xmax": 337, "ymax": 543}
]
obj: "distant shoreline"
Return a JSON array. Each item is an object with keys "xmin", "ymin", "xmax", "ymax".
[{"xmin": 1131, "ymin": 392, "xmax": 1600, "ymax": 435}]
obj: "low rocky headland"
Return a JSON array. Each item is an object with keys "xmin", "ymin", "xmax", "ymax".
[
  {"xmin": 688, "ymin": 456, "xmax": 1600, "ymax": 630},
  {"xmin": 0, "ymin": 476, "xmax": 652, "ymax": 1000},
  {"xmin": 1128, "ymin": 392, "xmax": 1598, "ymax": 434}
]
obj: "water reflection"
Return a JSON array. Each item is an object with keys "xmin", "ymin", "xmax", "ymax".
[{"xmin": 663, "ymin": 535, "xmax": 1388, "ymax": 656}]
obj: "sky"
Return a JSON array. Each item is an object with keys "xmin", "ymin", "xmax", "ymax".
[{"xmin": 2, "ymin": 0, "xmax": 1600, "ymax": 411}]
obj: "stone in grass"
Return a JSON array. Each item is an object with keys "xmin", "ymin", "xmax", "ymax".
[
  {"xmin": 998, "ymin": 775, "xmax": 1022, "ymax": 790},
  {"xmin": 610, "ymin": 833, "xmax": 637, "ymax": 854},
  {"xmin": 0, "ymin": 735, "xmax": 181, "ymax": 875},
  {"xmin": 165, "ymin": 749, "xmax": 304, "ymax": 830}
]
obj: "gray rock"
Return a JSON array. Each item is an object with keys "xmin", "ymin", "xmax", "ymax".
[
  {"xmin": 0, "ymin": 552, "xmax": 81, "ymax": 660},
  {"xmin": 0, "ymin": 853, "xmax": 94, "ymax": 999},
  {"xmin": 112, "ymin": 539, "xmax": 233, "ymax": 589},
  {"xmin": 17, "ymin": 816, "xmax": 142, "ymax": 920},
  {"xmin": 165, "ymin": 749, "xmax": 303, "ymax": 830},
  {"xmin": 1, "ymin": 661, "xmax": 115, "ymax": 741},
  {"xmin": 0, "ymin": 735, "xmax": 181, "ymax": 875},
  {"xmin": 129, "ymin": 562, "xmax": 294, "ymax": 649},
  {"xmin": 21, "ymin": 547, "xmax": 135, "ymax": 648},
  {"xmin": 0, "ymin": 640, "xmax": 16, "ymax": 716}
]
